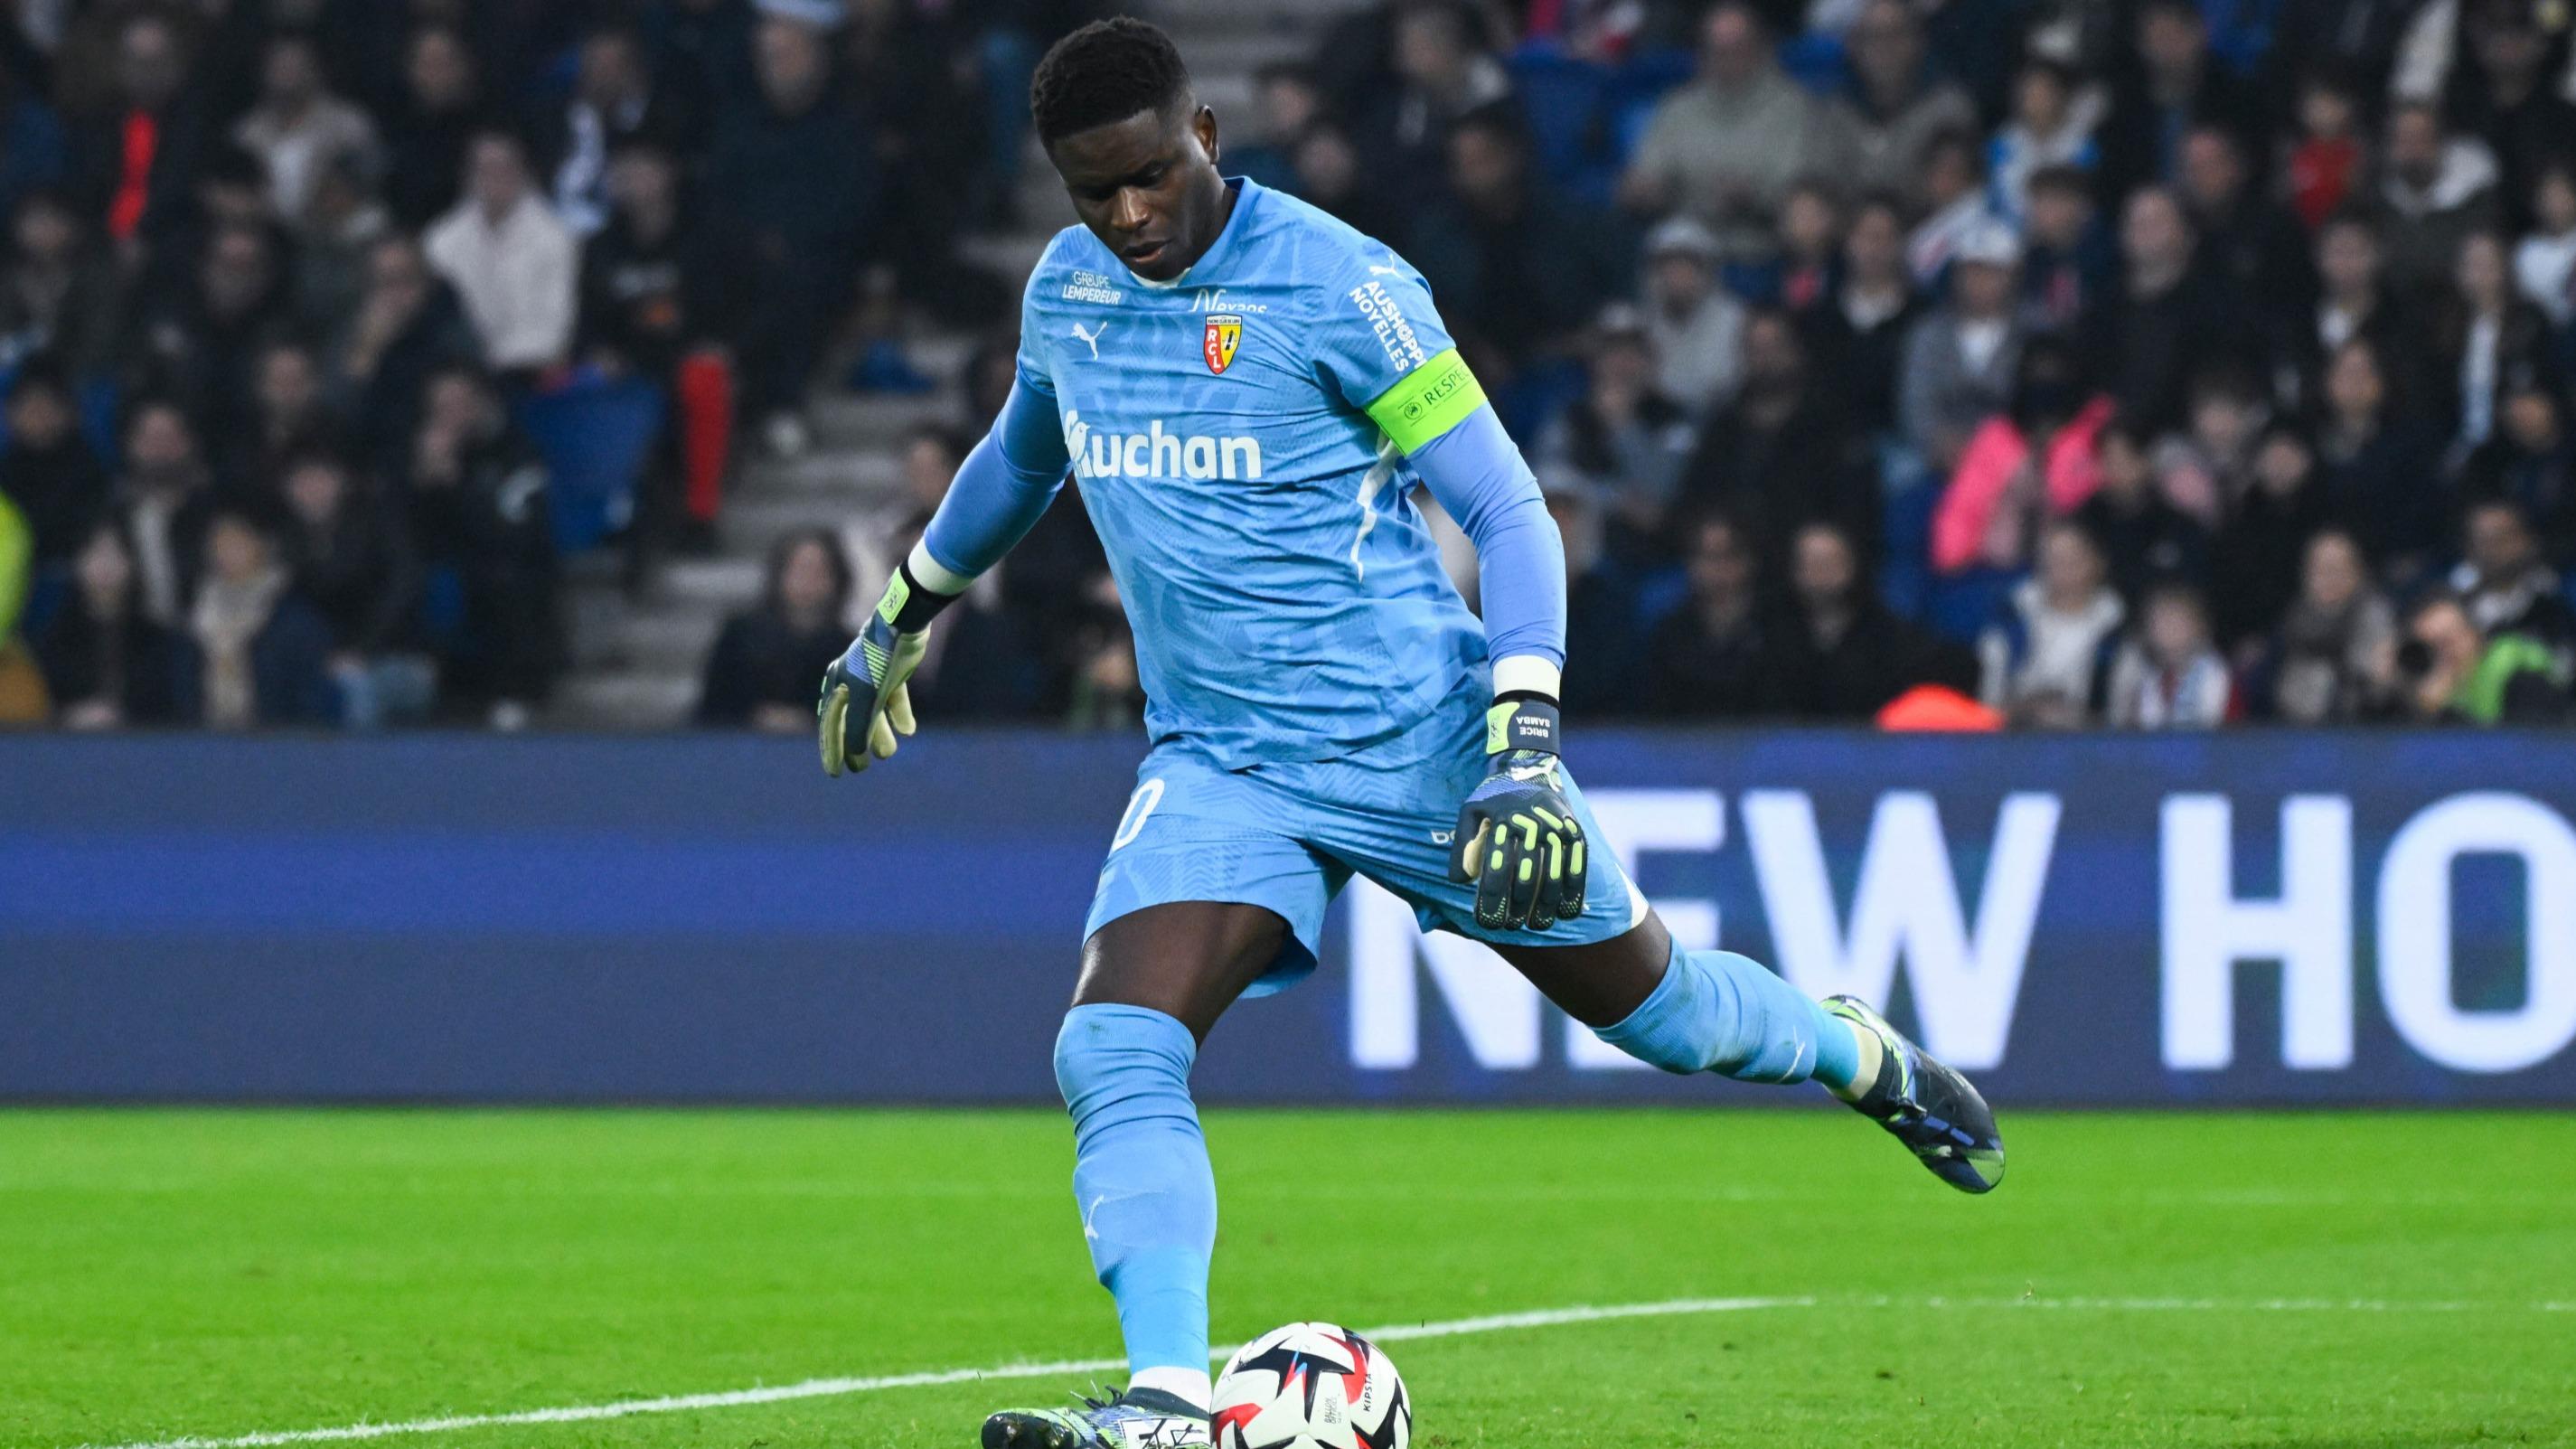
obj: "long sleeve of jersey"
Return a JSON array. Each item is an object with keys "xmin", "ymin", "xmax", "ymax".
[
  {"xmin": 1404, "ymin": 403, "xmax": 1567, "ymax": 675},
  {"xmin": 918, "ymin": 377, "xmax": 1070, "ymax": 584}
]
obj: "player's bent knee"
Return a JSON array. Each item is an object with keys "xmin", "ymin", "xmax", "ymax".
[{"xmin": 1053, "ymin": 1002, "xmax": 1199, "ymax": 1123}]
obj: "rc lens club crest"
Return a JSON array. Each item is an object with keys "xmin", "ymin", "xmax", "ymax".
[{"xmin": 1203, "ymin": 313, "xmax": 1243, "ymax": 374}]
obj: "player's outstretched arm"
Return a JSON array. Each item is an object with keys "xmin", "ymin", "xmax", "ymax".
[
  {"xmin": 819, "ymin": 379, "xmax": 1070, "ymax": 776},
  {"xmin": 1395, "ymin": 394, "xmax": 1585, "ymax": 932}
]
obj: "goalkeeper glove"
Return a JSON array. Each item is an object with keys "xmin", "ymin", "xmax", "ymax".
[
  {"xmin": 1449, "ymin": 697, "xmax": 1589, "ymax": 931},
  {"xmin": 817, "ymin": 570, "xmax": 939, "ymax": 776}
]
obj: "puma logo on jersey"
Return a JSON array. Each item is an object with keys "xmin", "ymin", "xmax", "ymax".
[
  {"xmin": 1069, "ymin": 321, "xmax": 1110, "ymax": 361},
  {"xmin": 1063, "ymin": 410, "xmax": 1264, "ymax": 481}
]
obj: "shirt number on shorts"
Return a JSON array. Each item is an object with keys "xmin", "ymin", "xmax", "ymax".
[{"xmin": 1109, "ymin": 778, "xmax": 1167, "ymax": 852}]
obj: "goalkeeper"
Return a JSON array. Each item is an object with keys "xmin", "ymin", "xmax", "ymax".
[{"xmin": 820, "ymin": 18, "xmax": 2005, "ymax": 1449}]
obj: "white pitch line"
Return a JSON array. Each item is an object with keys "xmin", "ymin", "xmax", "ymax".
[
  {"xmin": 70, "ymin": 1297, "xmax": 1809, "ymax": 1449},
  {"xmin": 69, "ymin": 1294, "xmax": 2571, "ymax": 1449}
]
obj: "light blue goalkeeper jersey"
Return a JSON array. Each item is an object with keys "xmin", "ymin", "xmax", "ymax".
[{"xmin": 1008, "ymin": 178, "xmax": 1499, "ymax": 769}]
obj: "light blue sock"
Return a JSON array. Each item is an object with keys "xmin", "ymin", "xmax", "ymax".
[
  {"xmin": 1595, "ymin": 942, "xmax": 1859, "ymax": 1088},
  {"xmin": 1054, "ymin": 1003, "xmax": 1215, "ymax": 1378}
]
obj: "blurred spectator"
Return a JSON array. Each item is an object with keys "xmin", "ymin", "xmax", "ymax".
[
  {"xmin": 1286, "ymin": 121, "xmax": 1402, "ymax": 245},
  {"xmin": 0, "ymin": 189, "xmax": 117, "ymax": 383},
  {"xmin": 275, "ymin": 451, "xmax": 426, "ymax": 728},
  {"xmin": 2283, "ymin": 211, "xmax": 2423, "ymax": 414},
  {"xmin": 2213, "ymin": 423, "xmax": 2336, "ymax": 647},
  {"xmin": 2099, "ymin": 0, "xmax": 2261, "ymax": 201},
  {"xmin": 1639, "ymin": 215, "xmax": 1744, "ymax": 414},
  {"xmin": 1932, "ymin": 336, "xmax": 2111, "ymax": 575},
  {"xmin": 0, "ymin": 190, "xmax": 121, "ymax": 379},
  {"xmin": 1646, "ymin": 511, "xmax": 1772, "ymax": 716},
  {"xmin": 2515, "ymin": 158, "xmax": 2576, "ymax": 327},
  {"xmin": 223, "ymin": 338, "xmax": 349, "ymax": 493},
  {"xmin": 0, "ymin": 363, "xmax": 107, "ymax": 569},
  {"xmin": 2253, "ymin": 528, "xmax": 2397, "ymax": 722},
  {"xmin": 2282, "ymin": 67, "xmax": 2365, "ymax": 231},
  {"xmin": 1409, "ymin": 112, "xmax": 1629, "ymax": 379},
  {"xmin": 1678, "ymin": 306, "xmax": 1877, "ymax": 568},
  {"xmin": 294, "ymin": 151, "xmax": 396, "ymax": 331},
  {"xmin": 333, "ymin": 235, "xmax": 477, "ymax": 472},
  {"xmin": 404, "ymin": 366, "xmax": 559, "ymax": 727},
  {"xmin": 134, "ymin": 220, "xmax": 291, "ymax": 443},
  {"xmin": 2449, "ymin": 496, "xmax": 2575, "ymax": 645},
  {"xmin": 1547, "ymin": 479, "xmax": 1643, "ymax": 720},
  {"xmin": 696, "ymin": 526, "xmax": 851, "ymax": 730},
  {"xmin": 1618, "ymin": 2, "xmax": 1843, "ymax": 260},
  {"xmin": 1978, "ymin": 519, "xmax": 2125, "ymax": 725},
  {"xmin": 2018, "ymin": 165, "xmax": 2111, "ymax": 334},
  {"xmin": 2446, "ymin": 0, "xmax": 2576, "ymax": 218},
  {"xmin": 115, "ymin": 400, "xmax": 219, "ymax": 627},
  {"xmin": 2461, "ymin": 366, "xmax": 2576, "ymax": 558},
  {"xmin": 708, "ymin": 14, "xmax": 877, "ymax": 457},
  {"xmin": 1735, "ymin": 179, "xmax": 1838, "ymax": 311},
  {"xmin": 383, "ymin": 26, "xmax": 483, "ymax": 231},
  {"xmin": 2149, "ymin": 367, "xmax": 2266, "ymax": 525},
  {"xmin": 852, "ymin": 423, "xmax": 1047, "ymax": 720},
  {"xmin": 1800, "ymin": 193, "xmax": 1917, "ymax": 437},
  {"xmin": 425, "ymin": 132, "xmax": 577, "ymax": 375},
  {"xmin": 1536, "ymin": 306, "xmax": 1694, "ymax": 566},
  {"xmin": 2396, "ymin": 588, "xmax": 2571, "ymax": 723},
  {"xmin": 2375, "ymin": 102, "xmax": 2502, "ymax": 293},
  {"xmin": 2313, "ymin": 335, "xmax": 2448, "ymax": 580},
  {"xmin": 1986, "ymin": 58, "xmax": 2097, "ymax": 224},
  {"xmin": 233, "ymin": 33, "xmax": 378, "ymax": 226},
  {"xmin": 31, "ymin": 517, "xmax": 194, "ymax": 728},
  {"xmin": 541, "ymin": 26, "xmax": 681, "ymax": 240},
  {"xmin": 1904, "ymin": 128, "xmax": 1997, "ymax": 285},
  {"xmin": 1348, "ymin": 0, "xmax": 1512, "ymax": 189},
  {"xmin": 2076, "ymin": 419, "xmax": 2209, "ymax": 604},
  {"xmin": 2435, "ymin": 230, "xmax": 2552, "ymax": 454},
  {"xmin": 68, "ymin": 12, "xmax": 205, "ymax": 262},
  {"xmin": 2178, "ymin": 123, "xmax": 2314, "ymax": 313},
  {"xmin": 183, "ymin": 504, "xmax": 336, "ymax": 729},
  {"xmin": 1825, "ymin": 0, "xmax": 1976, "ymax": 198},
  {"xmin": 2092, "ymin": 185, "xmax": 2240, "ymax": 437},
  {"xmin": 1228, "ymin": 62, "xmax": 1320, "ymax": 193},
  {"xmin": 841, "ymin": 0, "xmax": 1001, "ymax": 329},
  {"xmin": 2105, "ymin": 581, "xmax": 2234, "ymax": 727},
  {"xmin": 580, "ymin": 139, "xmax": 731, "ymax": 557},
  {"xmin": 1898, "ymin": 219, "xmax": 2023, "ymax": 477},
  {"xmin": 1769, "ymin": 519, "xmax": 1968, "ymax": 719}
]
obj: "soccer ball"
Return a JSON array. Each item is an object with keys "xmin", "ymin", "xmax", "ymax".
[{"xmin": 1211, "ymin": 1322, "xmax": 1409, "ymax": 1449}]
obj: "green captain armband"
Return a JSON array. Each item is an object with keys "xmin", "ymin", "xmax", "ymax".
[{"xmin": 1365, "ymin": 346, "xmax": 1488, "ymax": 453}]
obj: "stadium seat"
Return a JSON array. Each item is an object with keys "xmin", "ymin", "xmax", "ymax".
[
  {"xmin": 512, "ymin": 377, "xmax": 667, "ymax": 554},
  {"xmin": 1778, "ymin": 32, "xmax": 1849, "ymax": 96},
  {"xmin": 1926, "ymin": 567, "xmax": 2024, "ymax": 645},
  {"xmin": 1507, "ymin": 43, "xmax": 1617, "ymax": 206}
]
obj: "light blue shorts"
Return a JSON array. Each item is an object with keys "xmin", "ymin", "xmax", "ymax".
[{"xmin": 1084, "ymin": 685, "xmax": 1642, "ymax": 994}]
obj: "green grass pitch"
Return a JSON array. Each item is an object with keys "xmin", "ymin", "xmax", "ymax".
[{"xmin": 3, "ymin": 1109, "xmax": 2570, "ymax": 1449}]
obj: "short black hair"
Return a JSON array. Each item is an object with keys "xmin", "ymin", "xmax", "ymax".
[{"xmin": 1030, "ymin": 17, "xmax": 1190, "ymax": 146}]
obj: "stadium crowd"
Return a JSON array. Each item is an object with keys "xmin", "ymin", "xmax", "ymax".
[
  {"xmin": 5, "ymin": 0, "xmax": 2576, "ymax": 732},
  {"xmin": 0, "ymin": 0, "xmax": 1078, "ymax": 729},
  {"xmin": 715, "ymin": 0, "xmax": 2576, "ymax": 734}
]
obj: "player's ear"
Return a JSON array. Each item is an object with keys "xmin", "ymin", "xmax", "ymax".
[{"xmin": 1193, "ymin": 104, "xmax": 1219, "ymax": 167}]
